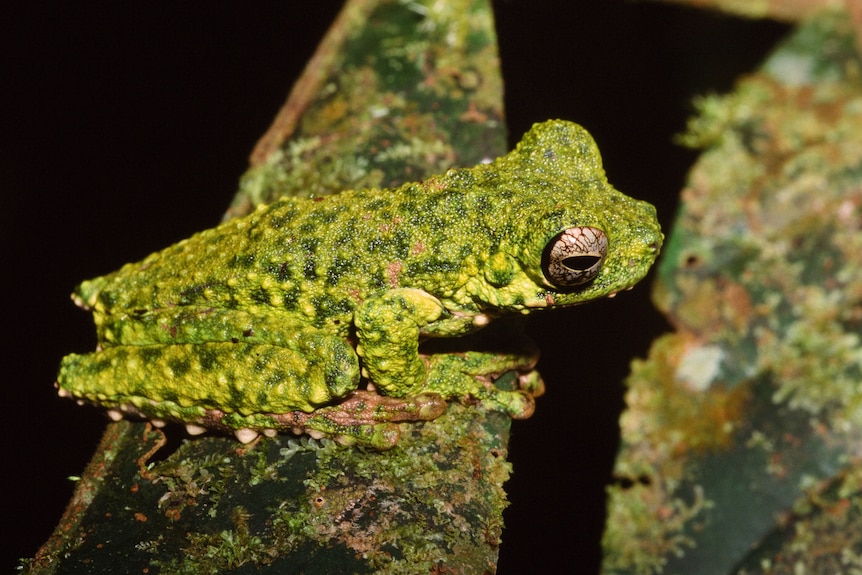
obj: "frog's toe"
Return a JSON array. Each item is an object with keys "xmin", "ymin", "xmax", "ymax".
[
  {"xmin": 375, "ymin": 424, "xmax": 402, "ymax": 448},
  {"xmin": 332, "ymin": 424, "xmax": 400, "ymax": 449},
  {"xmin": 510, "ymin": 389, "xmax": 536, "ymax": 419},
  {"xmin": 518, "ymin": 371, "xmax": 545, "ymax": 398},
  {"xmin": 485, "ymin": 388, "xmax": 535, "ymax": 420},
  {"xmin": 413, "ymin": 393, "xmax": 447, "ymax": 420},
  {"xmin": 333, "ymin": 434, "xmax": 357, "ymax": 447},
  {"xmin": 185, "ymin": 423, "xmax": 207, "ymax": 436},
  {"xmin": 235, "ymin": 428, "xmax": 259, "ymax": 443}
]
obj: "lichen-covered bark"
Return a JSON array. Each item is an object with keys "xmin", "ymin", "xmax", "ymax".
[
  {"xmin": 28, "ymin": 403, "xmax": 513, "ymax": 574},
  {"xmin": 230, "ymin": 0, "xmax": 505, "ymax": 217},
  {"xmin": 647, "ymin": 0, "xmax": 857, "ymax": 24},
  {"xmin": 603, "ymin": 9, "xmax": 862, "ymax": 574}
]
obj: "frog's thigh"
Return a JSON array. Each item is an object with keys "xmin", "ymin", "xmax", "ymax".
[
  {"xmin": 58, "ymin": 336, "xmax": 360, "ymax": 415},
  {"xmin": 96, "ymin": 306, "xmax": 341, "ymax": 350},
  {"xmin": 423, "ymin": 350, "xmax": 542, "ymax": 419},
  {"xmin": 354, "ymin": 288, "xmax": 446, "ymax": 397}
]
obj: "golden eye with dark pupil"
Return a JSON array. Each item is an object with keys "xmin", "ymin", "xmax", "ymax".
[{"xmin": 541, "ymin": 226, "xmax": 608, "ymax": 289}]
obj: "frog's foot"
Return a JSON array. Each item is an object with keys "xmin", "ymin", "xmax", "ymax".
[
  {"xmin": 192, "ymin": 391, "xmax": 446, "ymax": 449},
  {"xmin": 66, "ymin": 388, "xmax": 446, "ymax": 449},
  {"xmin": 423, "ymin": 351, "xmax": 543, "ymax": 419}
]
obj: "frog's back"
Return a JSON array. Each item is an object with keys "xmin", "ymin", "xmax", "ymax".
[
  {"xmin": 76, "ymin": 120, "xmax": 659, "ymax": 323},
  {"xmin": 76, "ymin": 178, "xmax": 498, "ymax": 324}
]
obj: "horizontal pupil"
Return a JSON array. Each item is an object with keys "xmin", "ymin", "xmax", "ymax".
[{"xmin": 563, "ymin": 255, "xmax": 600, "ymax": 270}]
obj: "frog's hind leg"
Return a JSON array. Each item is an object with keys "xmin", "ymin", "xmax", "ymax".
[{"xmin": 56, "ymin": 336, "xmax": 362, "ymax": 437}]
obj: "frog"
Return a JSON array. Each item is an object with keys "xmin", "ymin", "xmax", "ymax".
[{"xmin": 57, "ymin": 120, "xmax": 663, "ymax": 449}]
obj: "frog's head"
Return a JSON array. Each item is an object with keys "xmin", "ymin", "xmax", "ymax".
[
  {"xmin": 516, "ymin": 197, "xmax": 662, "ymax": 308},
  {"xmin": 478, "ymin": 120, "xmax": 663, "ymax": 310}
]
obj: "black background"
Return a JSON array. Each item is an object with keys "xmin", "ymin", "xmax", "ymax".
[{"xmin": 4, "ymin": 2, "xmax": 786, "ymax": 572}]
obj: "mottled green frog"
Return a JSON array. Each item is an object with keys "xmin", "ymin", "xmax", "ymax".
[{"xmin": 57, "ymin": 120, "xmax": 662, "ymax": 448}]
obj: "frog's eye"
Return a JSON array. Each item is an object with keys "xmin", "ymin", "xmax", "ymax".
[{"xmin": 541, "ymin": 226, "xmax": 608, "ymax": 289}]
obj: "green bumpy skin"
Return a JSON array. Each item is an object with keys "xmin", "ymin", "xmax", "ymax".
[{"xmin": 57, "ymin": 120, "xmax": 663, "ymax": 447}]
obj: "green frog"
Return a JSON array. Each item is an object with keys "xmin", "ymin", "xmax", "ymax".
[{"xmin": 57, "ymin": 120, "xmax": 662, "ymax": 448}]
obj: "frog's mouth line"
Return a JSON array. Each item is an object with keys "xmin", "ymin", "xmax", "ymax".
[{"xmin": 526, "ymin": 282, "xmax": 633, "ymax": 308}]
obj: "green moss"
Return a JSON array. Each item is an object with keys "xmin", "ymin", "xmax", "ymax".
[{"xmin": 605, "ymin": 9, "xmax": 862, "ymax": 573}]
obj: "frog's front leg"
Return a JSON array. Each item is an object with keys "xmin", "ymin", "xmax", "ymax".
[
  {"xmin": 353, "ymin": 288, "xmax": 447, "ymax": 396},
  {"xmin": 423, "ymin": 347, "xmax": 544, "ymax": 419},
  {"xmin": 354, "ymin": 288, "xmax": 544, "ymax": 418}
]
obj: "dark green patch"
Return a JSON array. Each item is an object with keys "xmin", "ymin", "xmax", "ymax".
[
  {"xmin": 281, "ymin": 287, "xmax": 301, "ymax": 310},
  {"xmin": 300, "ymin": 237, "xmax": 320, "ymax": 253},
  {"xmin": 396, "ymin": 199, "xmax": 419, "ymax": 216},
  {"xmin": 301, "ymin": 238, "xmax": 319, "ymax": 280},
  {"xmin": 484, "ymin": 265, "xmax": 514, "ymax": 287},
  {"xmin": 82, "ymin": 352, "xmax": 117, "ymax": 376},
  {"xmin": 365, "ymin": 236, "xmax": 387, "ymax": 253},
  {"xmin": 228, "ymin": 253, "xmax": 256, "ymax": 269},
  {"xmin": 167, "ymin": 356, "xmax": 191, "ymax": 377},
  {"xmin": 298, "ymin": 221, "xmax": 319, "ymax": 235},
  {"xmin": 363, "ymin": 197, "xmax": 392, "ymax": 212},
  {"xmin": 326, "ymin": 256, "xmax": 355, "ymax": 287},
  {"xmin": 179, "ymin": 283, "xmax": 210, "ymax": 305},
  {"xmin": 303, "ymin": 257, "xmax": 317, "ymax": 280},
  {"xmin": 297, "ymin": 205, "xmax": 347, "ymax": 234},
  {"xmin": 406, "ymin": 258, "xmax": 460, "ymax": 278},
  {"xmin": 225, "ymin": 379, "xmax": 251, "ymax": 412},
  {"xmin": 266, "ymin": 204, "xmax": 300, "ymax": 229},
  {"xmin": 195, "ymin": 345, "xmax": 220, "ymax": 372},
  {"xmin": 266, "ymin": 262, "xmax": 293, "ymax": 282},
  {"xmin": 392, "ymin": 229, "xmax": 412, "ymax": 258},
  {"xmin": 312, "ymin": 295, "xmax": 354, "ymax": 326},
  {"xmin": 249, "ymin": 346, "xmax": 275, "ymax": 373},
  {"xmin": 407, "ymin": 208, "xmax": 447, "ymax": 232},
  {"xmin": 317, "ymin": 204, "xmax": 347, "ymax": 224},
  {"xmin": 139, "ymin": 346, "xmax": 164, "ymax": 362},
  {"xmin": 368, "ymin": 273, "xmax": 387, "ymax": 291},
  {"xmin": 250, "ymin": 286, "xmax": 271, "ymax": 305},
  {"xmin": 97, "ymin": 289, "xmax": 118, "ymax": 309},
  {"xmin": 365, "ymin": 229, "xmax": 412, "ymax": 259}
]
